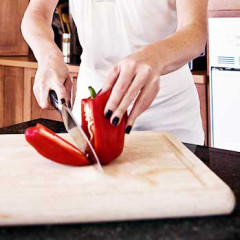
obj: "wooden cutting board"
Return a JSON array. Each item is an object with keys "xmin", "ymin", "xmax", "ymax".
[{"xmin": 0, "ymin": 131, "xmax": 235, "ymax": 226}]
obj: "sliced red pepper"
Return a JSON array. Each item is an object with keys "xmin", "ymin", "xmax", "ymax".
[
  {"xmin": 25, "ymin": 88, "xmax": 127, "ymax": 166},
  {"xmin": 81, "ymin": 88, "xmax": 127, "ymax": 165},
  {"xmin": 25, "ymin": 124, "xmax": 90, "ymax": 166}
]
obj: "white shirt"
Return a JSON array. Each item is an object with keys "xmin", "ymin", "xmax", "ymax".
[{"xmin": 70, "ymin": 0, "xmax": 204, "ymax": 145}]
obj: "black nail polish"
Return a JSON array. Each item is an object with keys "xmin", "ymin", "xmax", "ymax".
[
  {"xmin": 61, "ymin": 98, "xmax": 66, "ymax": 104},
  {"xmin": 112, "ymin": 117, "xmax": 119, "ymax": 127},
  {"xmin": 105, "ymin": 110, "xmax": 113, "ymax": 119},
  {"xmin": 125, "ymin": 126, "xmax": 132, "ymax": 134},
  {"xmin": 68, "ymin": 100, "xmax": 71, "ymax": 108}
]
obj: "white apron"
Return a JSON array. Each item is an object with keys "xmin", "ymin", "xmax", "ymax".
[{"xmin": 69, "ymin": 0, "xmax": 204, "ymax": 145}]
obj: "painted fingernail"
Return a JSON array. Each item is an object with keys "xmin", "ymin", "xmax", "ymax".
[
  {"xmin": 61, "ymin": 98, "xmax": 66, "ymax": 104},
  {"xmin": 125, "ymin": 126, "xmax": 132, "ymax": 134},
  {"xmin": 105, "ymin": 110, "xmax": 113, "ymax": 119},
  {"xmin": 112, "ymin": 117, "xmax": 119, "ymax": 127},
  {"xmin": 68, "ymin": 100, "xmax": 71, "ymax": 108}
]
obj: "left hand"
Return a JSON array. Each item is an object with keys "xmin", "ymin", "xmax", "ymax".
[{"xmin": 102, "ymin": 44, "xmax": 162, "ymax": 133}]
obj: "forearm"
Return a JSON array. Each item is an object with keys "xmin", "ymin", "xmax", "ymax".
[
  {"xmin": 142, "ymin": 23, "xmax": 207, "ymax": 75},
  {"xmin": 21, "ymin": 10, "xmax": 63, "ymax": 64}
]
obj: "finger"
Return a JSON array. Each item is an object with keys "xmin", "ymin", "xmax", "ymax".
[
  {"xmin": 104, "ymin": 66, "xmax": 136, "ymax": 119},
  {"xmin": 110, "ymin": 72, "xmax": 147, "ymax": 126},
  {"xmin": 64, "ymin": 76, "xmax": 72, "ymax": 95},
  {"xmin": 33, "ymin": 71, "xmax": 43, "ymax": 108},
  {"xmin": 53, "ymin": 83, "xmax": 71, "ymax": 108},
  {"xmin": 101, "ymin": 65, "xmax": 120, "ymax": 94},
  {"xmin": 33, "ymin": 84, "xmax": 42, "ymax": 108},
  {"xmin": 126, "ymin": 79, "xmax": 160, "ymax": 132},
  {"xmin": 37, "ymin": 81, "xmax": 51, "ymax": 109},
  {"xmin": 64, "ymin": 76, "xmax": 73, "ymax": 108},
  {"xmin": 34, "ymin": 69, "xmax": 52, "ymax": 109}
]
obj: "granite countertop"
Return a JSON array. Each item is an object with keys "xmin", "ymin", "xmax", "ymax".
[{"xmin": 0, "ymin": 119, "xmax": 239, "ymax": 240}]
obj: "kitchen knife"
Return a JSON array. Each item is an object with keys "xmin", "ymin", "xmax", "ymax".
[{"xmin": 49, "ymin": 90, "xmax": 103, "ymax": 173}]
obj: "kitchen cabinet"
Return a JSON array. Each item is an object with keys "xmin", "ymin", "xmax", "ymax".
[
  {"xmin": 208, "ymin": 0, "xmax": 240, "ymax": 11},
  {"xmin": 196, "ymin": 83, "xmax": 208, "ymax": 146},
  {"xmin": 0, "ymin": 68, "xmax": 3, "ymax": 126},
  {"xmin": 23, "ymin": 68, "xmax": 62, "ymax": 123},
  {"xmin": 0, "ymin": 66, "xmax": 24, "ymax": 126},
  {"xmin": 194, "ymin": 74, "xmax": 208, "ymax": 146},
  {"xmin": 23, "ymin": 68, "xmax": 78, "ymax": 123},
  {"xmin": 208, "ymin": 0, "xmax": 240, "ymax": 18},
  {"xmin": 0, "ymin": 57, "xmax": 78, "ymax": 128},
  {"xmin": 0, "ymin": 0, "xmax": 29, "ymax": 55}
]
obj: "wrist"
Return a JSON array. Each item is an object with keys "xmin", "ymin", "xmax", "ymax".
[
  {"xmin": 139, "ymin": 44, "xmax": 164, "ymax": 75},
  {"xmin": 37, "ymin": 49, "xmax": 64, "ymax": 66}
]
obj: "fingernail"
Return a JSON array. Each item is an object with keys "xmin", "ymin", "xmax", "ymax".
[
  {"xmin": 105, "ymin": 110, "xmax": 113, "ymax": 119},
  {"xmin": 125, "ymin": 126, "xmax": 132, "ymax": 134},
  {"xmin": 112, "ymin": 117, "xmax": 119, "ymax": 127},
  {"xmin": 61, "ymin": 98, "xmax": 66, "ymax": 104},
  {"xmin": 68, "ymin": 100, "xmax": 71, "ymax": 108}
]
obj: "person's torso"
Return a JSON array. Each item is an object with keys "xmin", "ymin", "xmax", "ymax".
[
  {"xmin": 69, "ymin": 0, "xmax": 204, "ymax": 145},
  {"xmin": 69, "ymin": 0, "xmax": 196, "ymax": 118},
  {"xmin": 70, "ymin": 0, "xmax": 177, "ymax": 76}
]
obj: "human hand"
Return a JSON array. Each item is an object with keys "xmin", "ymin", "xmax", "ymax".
[
  {"xmin": 33, "ymin": 51, "xmax": 72, "ymax": 109},
  {"xmin": 102, "ymin": 45, "xmax": 162, "ymax": 134}
]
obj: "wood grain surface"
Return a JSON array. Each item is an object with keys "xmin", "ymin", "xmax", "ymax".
[
  {"xmin": 0, "ymin": 0, "xmax": 29, "ymax": 55},
  {"xmin": 3, "ymin": 67, "xmax": 24, "ymax": 126}
]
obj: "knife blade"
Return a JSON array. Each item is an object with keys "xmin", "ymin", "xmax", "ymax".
[{"xmin": 49, "ymin": 90, "xmax": 103, "ymax": 173}]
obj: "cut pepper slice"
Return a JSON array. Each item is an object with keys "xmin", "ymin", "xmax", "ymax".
[
  {"xmin": 25, "ymin": 88, "xmax": 127, "ymax": 166},
  {"xmin": 25, "ymin": 124, "xmax": 90, "ymax": 166}
]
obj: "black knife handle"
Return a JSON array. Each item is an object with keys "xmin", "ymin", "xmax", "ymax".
[{"xmin": 49, "ymin": 90, "xmax": 61, "ymax": 113}]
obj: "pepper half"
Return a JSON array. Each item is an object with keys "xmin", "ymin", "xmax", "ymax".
[
  {"xmin": 25, "ymin": 88, "xmax": 127, "ymax": 166},
  {"xmin": 25, "ymin": 124, "xmax": 90, "ymax": 166},
  {"xmin": 81, "ymin": 87, "xmax": 127, "ymax": 165}
]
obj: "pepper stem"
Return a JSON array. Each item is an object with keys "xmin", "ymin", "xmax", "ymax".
[{"xmin": 88, "ymin": 86, "xmax": 97, "ymax": 99}]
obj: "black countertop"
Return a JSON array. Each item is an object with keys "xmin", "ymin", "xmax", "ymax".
[{"xmin": 0, "ymin": 119, "xmax": 239, "ymax": 240}]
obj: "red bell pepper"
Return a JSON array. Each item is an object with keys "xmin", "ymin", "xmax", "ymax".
[
  {"xmin": 81, "ymin": 87, "xmax": 127, "ymax": 165},
  {"xmin": 25, "ymin": 124, "xmax": 90, "ymax": 166},
  {"xmin": 25, "ymin": 88, "xmax": 127, "ymax": 166}
]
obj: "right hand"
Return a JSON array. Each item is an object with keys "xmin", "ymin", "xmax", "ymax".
[{"xmin": 33, "ymin": 51, "xmax": 72, "ymax": 109}]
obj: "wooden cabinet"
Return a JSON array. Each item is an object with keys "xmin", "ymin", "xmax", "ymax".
[
  {"xmin": 0, "ymin": 59, "xmax": 78, "ymax": 128},
  {"xmin": 193, "ymin": 73, "xmax": 208, "ymax": 146},
  {"xmin": 0, "ymin": 66, "xmax": 24, "ymax": 126},
  {"xmin": 23, "ymin": 68, "xmax": 61, "ymax": 123},
  {"xmin": 208, "ymin": 0, "xmax": 240, "ymax": 18},
  {"xmin": 0, "ymin": 67, "xmax": 3, "ymax": 126},
  {"xmin": 23, "ymin": 68, "xmax": 78, "ymax": 123},
  {"xmin": 0, "ymin": 0, "xmax": 29, "ymax": 55},
  {"xmin": 208, "ymin": 0, "xmax": 240, "ymax": 11}
]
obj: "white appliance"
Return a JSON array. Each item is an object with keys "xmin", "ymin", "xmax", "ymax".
[{"xmin": 209, "ymin": 17, "xmax": 240, "ymax": 151}]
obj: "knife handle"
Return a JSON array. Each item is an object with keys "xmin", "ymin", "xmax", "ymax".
[{"xmin": 49, "ymin": 90, "xmax": 61, "ymax": 113}]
